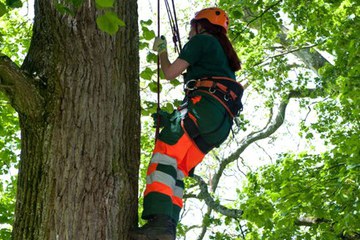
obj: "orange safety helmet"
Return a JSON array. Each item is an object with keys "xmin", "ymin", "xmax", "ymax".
[{"xmin": 194, "ymin": 7, "xmax": 229, "ymax": 33}]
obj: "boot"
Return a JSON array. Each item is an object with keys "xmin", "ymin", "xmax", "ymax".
[{"xmin": 130, "ymin": 215, "xmax": 176, "ymax": 240}]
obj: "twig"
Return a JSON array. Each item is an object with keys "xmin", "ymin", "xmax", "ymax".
[{"xmin": 233, "ymin": 0, "xmax": 283, "ymax": 41}]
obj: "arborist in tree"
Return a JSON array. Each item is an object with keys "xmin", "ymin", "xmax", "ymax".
[{"xmin": 131, "ymin": 7, "xmax": 244, "ymax": 240}]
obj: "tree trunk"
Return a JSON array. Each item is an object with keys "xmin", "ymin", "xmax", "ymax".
[{"xmin": 11, "ymin": 0, "xmax": 140, "ymax": 239}]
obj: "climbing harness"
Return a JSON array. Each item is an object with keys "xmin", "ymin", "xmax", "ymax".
[
  {"xmin": 154, "ymin": 3, "xmax": 244, "ymax": 151},
  {"xmin": 184, "ymin": 77, "xmax": 244, "ymax": 117},
  {"xmin": 181, "ymin": 76, "xmax": 244, "ymax": 153}
]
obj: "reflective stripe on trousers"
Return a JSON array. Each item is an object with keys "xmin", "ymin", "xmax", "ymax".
[{"xmin": 142, "ymin": 132, "xmax": 205, "ymax": 222}]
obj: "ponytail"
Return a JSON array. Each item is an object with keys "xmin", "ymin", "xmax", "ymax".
[{"xmin": 193, "ymin": 19, "xmax": 241, "ymax": 72}]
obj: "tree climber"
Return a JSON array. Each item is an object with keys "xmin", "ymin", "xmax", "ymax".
[{"xmin": 131, "ymin": 7, "xmax": 244, "ymax": 240}]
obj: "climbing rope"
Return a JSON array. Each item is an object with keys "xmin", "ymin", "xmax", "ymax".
[
  {"xmin": 164, "ymin": 0, "xmax": 182, "ymax": 53},
  {"xmin": 155, "ymin": 0, "xmax": 161, "ymax": 140},
  {"xmin": 155, "ymin": 0, "xmax": 182, "ymax": 140}
]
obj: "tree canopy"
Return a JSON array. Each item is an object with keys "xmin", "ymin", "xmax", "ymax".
[{"xmin": 1, "ymin": 0, "xmax": 360, "ymax": 239}]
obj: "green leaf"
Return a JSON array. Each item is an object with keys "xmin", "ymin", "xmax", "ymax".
[
  {"xmin": 170, "ymin": 79, "xmax": 181, "ymax": 87},
  {"xmin": 5, "ymin": 0, "xmax": 22, "ymax": 8},
  {"xmin": 95, "ymin": 0, "xmax": 114, "ymax": 8},
  {"xmin": 142, "ymin": 27, "xmax": 155, "ymax": 40},
  {"xmin": 148, "ymin": 81, "xmax": 162, "ymax": 93},
  {"xmin": 146, "ymin": 52, "xmax": 157, "ymax": 63},
  {"xmin": 0, "ymin": 2, "xmax": 7, "ymax": 17},
  {"xmin": 140, "ymin": 67, "xmax": 154, "ymax": 81},
  {"xmin": 139, "ymin": 41, "xmax": 149, "ymax": 50},
  {"xmin": 96, "ymin": 11, "xmax": 125, "ymax": 35},
  {"xmin": 140, "ymin": 19, "xmax": 152, "ymax": 26},
  {"xmin": 163, "ymin": 102, "xmax": 174, "ymax": 113}
]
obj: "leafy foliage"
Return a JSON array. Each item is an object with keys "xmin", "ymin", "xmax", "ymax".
[
  {"xmin": 1, "ymin": 0, "xmax": 359, "ymax": 239},
  {"xmin": 0, "ymin": 2, "xmax": 29, "ymax": 238},
  {"xmin": 212, "ymin": 0, "xmax": 360, "ymax": 239},
  {"xmin": 0, "ymin": 93, "xmax": 19, "ymax": 238}
]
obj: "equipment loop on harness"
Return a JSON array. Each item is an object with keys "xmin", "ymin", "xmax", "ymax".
[
  {"xmin": 209, "ymin": 87, "xmax": 216, "ymax": 94},
  {"xmin": 224, "ymin": 94, "xmax": 230, "ymax": 101},
  {"xmin": 184, "ymin": 79, "xmax": 198, "ymax": 91}
]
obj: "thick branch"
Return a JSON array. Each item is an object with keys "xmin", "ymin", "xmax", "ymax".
[
  {"xmin": 211, "ymin": 88, "xmax": 325, "ymax": 191},
  {"xmin": 190, "ymin": 88, "xmax": 325, "ymax": 225},
  {"xmin": 295, "ymin": 217, "xmax": 330, "ymax": 226},
  {"xmin": 295, "ymin": 218, "xmax": 360, "ymax": 240},
  {"xmin": 0, "ymin": 55, "xmax": 43, "ymax": 118},
  {"xmin": 237, "ymin": 6, "xmax": 328, "ymax": 75},
  {"xmin": 193, "ymin": 175, "xmax": 243, "ymax": 218},
  {"xmin": 277, "ymin": 27, "xmax": 328, "ymax": 74}
]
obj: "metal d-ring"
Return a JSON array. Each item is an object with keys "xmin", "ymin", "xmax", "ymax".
[
  {"xmin": 184, "ymin": 79, "xmax": 197, "ymax": 91},
  {"xmin": 209, "ymin": 87, "xmax": 216, "ymax": 93}
]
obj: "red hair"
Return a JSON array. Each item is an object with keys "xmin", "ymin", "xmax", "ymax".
[{"xmin": 191, "ymin": 19, "xmax": 241, "ymax": 72}]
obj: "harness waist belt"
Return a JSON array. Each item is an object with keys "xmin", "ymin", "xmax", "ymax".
[{"xmin": 184, "ymin": 77, "xmax": 244, "ymax": 117}]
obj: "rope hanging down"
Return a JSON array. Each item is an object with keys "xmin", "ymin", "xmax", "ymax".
[
  {"xmin": 155, "ymin": 0, "xmax": 182, "ymax": 140},
  {"xmin": 164, "ymin": 0, "xmax": 182, "ymax": 53},
  {"xmin": 155, "ymin": 0, "xmax": 161, "ymax": 140}
]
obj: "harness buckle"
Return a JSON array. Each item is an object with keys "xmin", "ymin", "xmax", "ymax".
[
  {"xmin": 209, "ymin": 87, "xmax": 216, "ymax": 93},
  {"xmin": 184, "ymin": 79, "xmax": 198, "ymax": 91}
]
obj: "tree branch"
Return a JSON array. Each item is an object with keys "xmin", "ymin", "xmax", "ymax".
[
  {"xmin": 254, "ymin": 43, "xmax": 322, "ymax": 67},
  {"xmin": 234, "ymin": 0, "xmax": 283, "ymax": 39},
  {"xmin": 294, "ymin": 217, "xmax": 330, "ymax": 226},
  {"xmin": 0, "ymin": 55, "xmax": 43, "ymax": 118},
  {"xmin": 193, "ymin": 174, "xmax": 243, "ymax": 219},
  {"xmin": 236, "ymin": 6, "xmax": 328, "ymax": 75},
  {"xmin": 277, "ymin": 27, "xmax": 328, "ymax": 74},
  {"xmin": 211, "ymin": 88, "xmax": 325, "ymax": 191},
  {"xmin": 295, "ymin": 217, "xmax": 360, "ymax": 239},
  {"xmin": 196, "ymin": 208, "xmax": 211, "ymax": 240},
  {"xmin": 188, "ymin": 88, "xmax": 325, "ymax": 228}
]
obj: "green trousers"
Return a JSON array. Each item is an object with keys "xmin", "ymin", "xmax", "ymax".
[{"xmin": 142, "ymin": 92, "xmax": 233, "ymax": 223}]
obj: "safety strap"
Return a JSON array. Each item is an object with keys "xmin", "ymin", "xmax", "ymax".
[{"xmin": 182, "ymin": 116, "xmax": 213, "ymax": 154}]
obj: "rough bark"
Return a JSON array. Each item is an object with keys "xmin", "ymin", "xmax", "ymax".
[{"xmin": 0, "ymin": 0, "xmax": 140, "ymax": 239}]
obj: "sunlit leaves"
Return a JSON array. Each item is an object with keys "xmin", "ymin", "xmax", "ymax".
[
  {"xmin": 0, "ymin": 6, "xmax": 31, "ymax": 65},
  {"xmin": 213, "ymin": 0, "xmax": 360, "ymax": 239},
  {"xmin": 141, "ymin": 19, "xmax": 156, "ymax": 41},
  {"xmin": 0, "ymin": 177, "xmax": 16, "ymax": 239},
  {"xmin": 94, "ymin": 0, "xmax": 126, "ymax": 35},
  {"xmin": 0, "ymin": 93, "xmax": 19, "ymax": 239},
  {"xmin": 96, "ymin": 11, "xmax": 125, "ymax": 35}
]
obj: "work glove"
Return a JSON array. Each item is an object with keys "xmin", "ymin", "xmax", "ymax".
[
  {"xmin": 151, "ymin": 109, "xmax": 171, "ymax": 128},
  {"xmin": 152, "ymin": 36, "xmax": 167, "ymax": 54}
]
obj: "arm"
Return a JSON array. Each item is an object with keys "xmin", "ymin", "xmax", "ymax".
[{"xmin": 159, "ymin": 52, "xmax": 189, "ymax": 80}]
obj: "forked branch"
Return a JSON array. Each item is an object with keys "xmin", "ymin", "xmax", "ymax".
[{"xmin": 0, "ymin": 55, "xmax": 43, "ymax": 118}]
